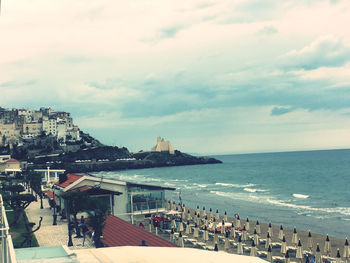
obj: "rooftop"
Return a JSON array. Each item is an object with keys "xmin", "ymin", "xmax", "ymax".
[
  {"xmin": 101, "ymin": 215, "xmax": 177, "ymax": 247},
  {"xmin": 7, "ymin": 158, "xmax": 19, "ymax": 163},
  {"xmin": 55, "ymin": 174, "xmax": 83, "ymax": 188}
]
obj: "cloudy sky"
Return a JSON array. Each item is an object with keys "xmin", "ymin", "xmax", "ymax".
[{"xmin": 1, "ymin": 0, "xmax": 350, "ymax": 154}]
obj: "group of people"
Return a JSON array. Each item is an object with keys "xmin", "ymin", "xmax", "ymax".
[{"xmin": 76, "ymin": 216, "xmax": 94, "ymax": 246}]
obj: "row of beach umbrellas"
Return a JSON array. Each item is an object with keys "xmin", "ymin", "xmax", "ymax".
[{"xmin": 165, "ymin": 201, "xmax": 350, "ymax": 261}]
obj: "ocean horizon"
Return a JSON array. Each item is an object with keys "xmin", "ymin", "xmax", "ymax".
[{"xmin": 93, "ymin": 148, "xmax": 350, "ymax": 239}]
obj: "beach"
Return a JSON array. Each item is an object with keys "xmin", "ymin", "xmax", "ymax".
[{"xmin": 143, "ymin": 203, "xmax": 348, "ymax": 261}]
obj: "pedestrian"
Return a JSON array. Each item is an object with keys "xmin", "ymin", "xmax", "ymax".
[
  {"xmin": 82, "ymin": 224, "xmax": 91, "ymax": 247},
  {"xmin": 78, "ymin": 216, "xmax": 85, "ymax": 227}
]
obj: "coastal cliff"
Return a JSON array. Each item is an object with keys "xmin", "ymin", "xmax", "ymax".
[{"xmin": 29, "ymin": 147, "xmax": 222, "ymax": 172}]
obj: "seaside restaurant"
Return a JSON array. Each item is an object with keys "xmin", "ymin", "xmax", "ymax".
[{"xmin": 53, "ymin": 173, "xmax": 175, "ymax": 223}]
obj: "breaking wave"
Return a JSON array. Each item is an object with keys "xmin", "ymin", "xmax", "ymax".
[{"xmin": 293, "ymin": 194, "xmax": 309, "ymax": 199}]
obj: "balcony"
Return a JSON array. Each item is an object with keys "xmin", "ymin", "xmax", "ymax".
[{"xmin": 0, "ymin": 194, "xmax": 17, "ymax": 263}]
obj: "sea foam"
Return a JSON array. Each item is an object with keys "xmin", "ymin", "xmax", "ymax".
[
  {"xmin": 215, "ymin": 182, "xmax": 256, "ymax": 188},
  {"xmin": 293, "ymin": 193, "xmax": 309, "ymax": 199}
]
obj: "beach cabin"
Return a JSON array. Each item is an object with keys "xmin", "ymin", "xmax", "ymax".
[{"xmin": 53, "ymin": 173, "xmax": 175, "ymax": 222}]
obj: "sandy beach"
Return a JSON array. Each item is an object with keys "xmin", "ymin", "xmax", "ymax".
[{"xmin": 143, "ymin": 202, "xmax": 349, "ymax": 261}]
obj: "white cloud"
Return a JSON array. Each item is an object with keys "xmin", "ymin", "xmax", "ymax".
[{"xmin": 280, "ymin": 35, "xmax": 350, "ymax": 70}]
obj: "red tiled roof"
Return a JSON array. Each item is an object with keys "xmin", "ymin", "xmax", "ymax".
[
  {"xmin": 101, "ymin": 215, "xmax": 177, "ymax": 248},
  {"xmin": 7, "ymin": 158, "xmax": 19, "ymax": 163},
  {"xmin": 55, "ymin": 174, "xmax": 83, "ymax": 188}
]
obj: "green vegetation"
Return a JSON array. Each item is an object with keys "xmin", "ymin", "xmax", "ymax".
[{"xmin": 6, "ymin": 210, "xmax": 39, "ymax": 248}]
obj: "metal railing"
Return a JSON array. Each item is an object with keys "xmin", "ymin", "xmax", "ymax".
[
  {"xmin": 131, "ymin": 200, "xmax": 165, "ymax": 213},
  {"xmin": 0, "ymin": 194, "xmax": 17, "ymax": 263}
]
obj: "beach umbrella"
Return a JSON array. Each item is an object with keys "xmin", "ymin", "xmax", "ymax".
[
  {"xmin": 250, "ymin": 240, "xmax": 257, "ymax": 257},
  {"xmin": 197, "ymin": 213, "xmax": 201, "ymax": 225},
  {"xmin": 236, "ymin": 215, "xmax": 241, "ymax": 228},
  {"xmin": 211, "ymin": 218, "xmax": 217, "ymax": 232},
  {"xmin": 167, "ymin": 200, "xmax": 171, "ymax": 210},
  {"xmin": 201, "ymin": 206, "xmax": 206, "ymax": 218},
  {"xmin": 296, "ymin": 239, "xmax": 303, "ymax": 263},
  {"xmin": 221, "ymin": 220, "xmax": 225, "ymax": 235},
  {"xmin": 214, "ymin": 232, "xmax": 219, "ymax": 245},
  {"xmin": 246, "ymin": 217, "xmax": 250, "ymax": 232},
  {"xmin": 193, "ymin": 223, "xmax": 199, "ymax": 238},
  {"xmin": 279, "ymin": 225, "xmax": 284, "ymax": 240},
  {"xmin": 203, "ymin": 226, "xmax": 209, "ymax": 243},
  {"xmin": 223, "ymin": 211, "xmax": 228, "ymax": 222},
  {"xmin": 265, "ymin": 232, "xmax": 271, "ymax": 249},
  {"xmin": 268, "ymin": 223, "xmax": 273, "ymax": 238},
  {"xmin": 171, "ymin": 218, "xmax": 176, "ymax": 230},
  {"xmin": 209, "ymin": 208, "xmax": 213, "ymax": 219},
  {"xmin": 148, "ymin": 219, "xmax": 152, "ymax": 232},
  {"xmin": 343, "ymin": 238, "xmax": 349, "ymax": 261},
  {"xmin": 215, "ymin": 209, "xmax": 220, "ymax": 221},
  {"xmin": 315, "ymin": 243, "xmax": 322, "ymax": 263},
  {"xmin": 324, "ymin": 235, "xmax": 331, "ymax": 256},
  {"xmin": 177, "ymin": 232, "xmax": 184, "ymax": 247},
  {"xmin": 224, "ymin": 231, "xmax": 230, "ymax": 251},
  {"xmin": 281, "ymin": 235, "xmax": 287, "ymax": 256},
  {"xmin": 187, "ymin": 209, "xmax": 192, "ymax": 221},
  {"xmin": 196, "ymin": 205, "xmax": 200, "ymax": 215},
  {"xmin": 285, "ymin": 250, "xmax": 290, "ymax": 263},
  {"xmin": 242, "ymin": 225, "xmax": 247, "ymax": 243},
  {"xmin": 179, "ymin": 219, "xmax": 184, "ymax": 232},
  {"xmin": 230, "ymin": 223, "xmax": 235, "ymax": 238},
  {"xmin": 256, "ymin": 220, "xmax": 261, "ymax": 235},
  {"xmin": 204, "ymin": 216, "xmax": 209, "ymax": 227},
  {"xmin": 185, "ymin": 221, "xmax": 191, "ymax": 235},
  {"xmin": 336, "ymin": 248, "xmax": 341, "ymax": 263},
  {"xmin": 267, "ymin": 245, "xmax": 273, "ymax": 262},
  {"xmin": 254, "ymin": 228, "xmax": 260, "ymax": 246},
  {"xmin": 237, "ymin": 235, "xmax": 243, "ymax": 255},
  {"xmin": 292, "ymin": 228, "xmax": 298, "ymax": 247},
  {"xmin": 181, "ymin": 206, "xmax": 186, "ymax": 219},
  {"xmin": 307, "ymin": 231, "xmax": 313, "ymax": 251},
  {"xmin": 214, "ymin": 244, "xmax": 219, "ymax": 252},
  {"xmin": 170, "ymin": 228, "xmax": 175, "ymax": 243}
]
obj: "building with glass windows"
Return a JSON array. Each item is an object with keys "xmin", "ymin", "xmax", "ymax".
[{"xmin": 52, "ymin": 173, "xmax": 175, "ymax": 223}]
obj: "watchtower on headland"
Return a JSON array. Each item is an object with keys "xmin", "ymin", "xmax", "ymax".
[{"xmin": 151, "ymin": 136, "xmax": 174, "ymax": 154}]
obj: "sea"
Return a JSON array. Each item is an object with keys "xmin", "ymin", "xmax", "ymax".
[{"xmin": 92, "ymin": 149, "xmax": 350, "ymax": 238}]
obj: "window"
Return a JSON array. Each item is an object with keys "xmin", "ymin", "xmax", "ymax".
[{"xmin": 130, "ymin": 191, "xmax": 164, "ymax": 212}]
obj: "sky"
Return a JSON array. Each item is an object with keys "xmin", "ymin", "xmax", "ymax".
[{"xmin": 1, "ymin": 0, "xmax": 350, "ymax": 155}]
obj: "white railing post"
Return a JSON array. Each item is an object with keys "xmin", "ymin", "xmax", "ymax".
[{"xmin": 1, "ymin": 194, "xmax": 17, "ymax": 263}]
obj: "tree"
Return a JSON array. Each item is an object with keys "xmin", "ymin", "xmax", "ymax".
[
  {"xmin": 62, "ymin": 190, "xmax": 90, "ymax": 237},
  {"xmin": 1, "ymin": 182, "xmax": 36, "ymax": 227},
  {"xmin": 61, "ymin": 190, "xmax": 108, "ymax": 247},
  {"xmin": 85, "ymin": 197, "xmax": 108, "ymax": 248},
  {"xmin": 28, "ymin": 171, "xmax": 44, "ymax": 209}
]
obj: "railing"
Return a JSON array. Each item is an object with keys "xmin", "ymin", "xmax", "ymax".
[
  {"xmin": 131, "ymin": 200, "xmax": 165, "ymax": 214},
  {"xmin": 0, "ymin": 194, "xmax": 17, "ymax": 263}
]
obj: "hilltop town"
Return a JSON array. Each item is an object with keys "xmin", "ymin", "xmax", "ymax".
[
  {"xmin": 0, "ymin": 107, "xmax": 221, "ymax": 173},
  {"xmin": 0, "ymin": 107, "xmax": 80, "ymax": 146}
]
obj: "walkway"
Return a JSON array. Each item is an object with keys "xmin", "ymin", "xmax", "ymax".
[{"xmin": 25, "ymin": 197, "xmax": 94, "ymax": 249}]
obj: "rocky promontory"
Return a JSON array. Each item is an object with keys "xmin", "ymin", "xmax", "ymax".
[{"xmin": 29, "ymin": 147, "xmax": 222, "ymax": 172}]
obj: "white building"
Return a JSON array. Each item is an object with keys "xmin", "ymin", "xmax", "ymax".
[
  {"xmin": 53, "ymin": 174, "xmax": 175, "ymax": 223},
  {"xmin": 43, "ymin": 118, "xmax": 57, "ymax": 136},
  {"xmin": 152, "ymin": 136, "xmax": 175, "ymax": 154}
]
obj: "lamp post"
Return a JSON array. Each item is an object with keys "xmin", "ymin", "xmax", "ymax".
[
  {"xmin": 66, "ymin": 199, "xmax": 73, "ymax": 246},
  {"xmin": 40, "ymin": 191, "xmax": 43, "ymax": 209},
  {"xmin": 52, "ymin": 190, "xmax": 57, "ymax": 225}
]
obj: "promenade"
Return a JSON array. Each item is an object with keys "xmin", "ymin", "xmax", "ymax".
[{"xmin": 25, "ymin": 198, "xmax": 94, "ymax": 249}]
